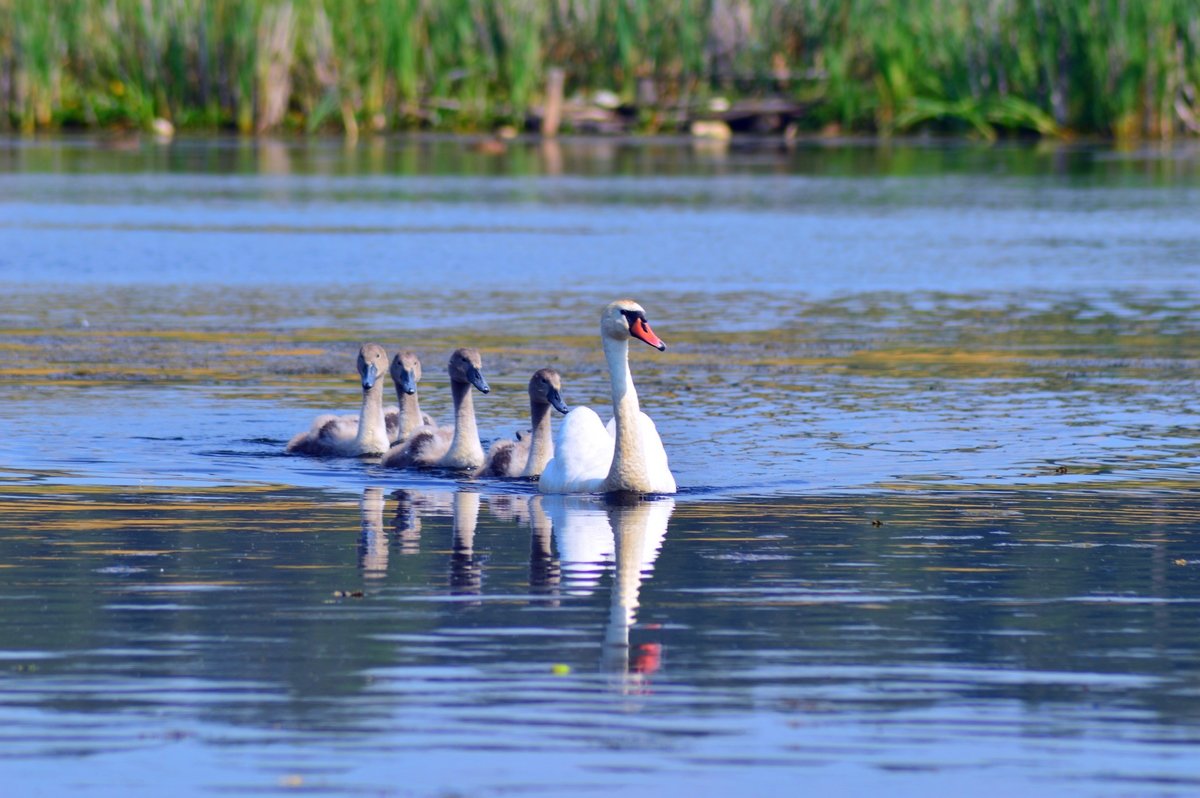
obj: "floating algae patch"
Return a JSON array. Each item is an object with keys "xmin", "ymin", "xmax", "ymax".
[{"xmin": 2, "ymin": 141, "xmax": 1200, "ymax": 495}]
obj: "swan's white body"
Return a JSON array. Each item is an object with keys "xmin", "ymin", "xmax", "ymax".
[
  {"xmin": 539, "ymin": 408, "xmax": 674, "ymax": 494},
  {"xmin": 286, "ymin": 344, "xmax": 392, "ymax": 457},
  {"xmin": 539, "ymin": 300, "xmax": 676, "ymax": 495}
]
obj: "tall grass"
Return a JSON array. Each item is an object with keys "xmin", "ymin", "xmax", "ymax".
[{"xmin": 1, "ymin": 0, "xmax": 1198, "ymax": 138}]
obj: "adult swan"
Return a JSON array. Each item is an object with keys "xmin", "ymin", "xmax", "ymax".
[{"xmin": 539, "ymin": 300, "xmax": 676, "ymax": 495}]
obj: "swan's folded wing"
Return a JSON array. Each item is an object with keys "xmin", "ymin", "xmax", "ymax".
[
  {"xmin": 538, "ymin": 407, "xmax": 613, "ymax": 494},
  {"xmin": 637, "ymin": 412, "xmax": 677, "ymax": 493}
]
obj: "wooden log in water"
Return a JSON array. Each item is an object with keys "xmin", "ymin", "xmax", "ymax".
[
  {"xmin": 525, "ymin": 93, "xmax": 811, "ymax": 137},
  {"xmin": 541, "ymin": 67, "xmax": 564, "ymax": 138},
  {"xmin": 703, "ymin": 98, "xmax": 811, "ymax": 133}
]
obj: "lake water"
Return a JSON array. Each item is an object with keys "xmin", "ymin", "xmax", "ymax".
[{"xmin": 1, "ymin": 135, "xmax": 1198, "ymax": 796}]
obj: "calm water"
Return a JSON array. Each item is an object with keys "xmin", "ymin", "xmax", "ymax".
[{"xmin": 1, "ymin": 135, "xmax": 1199, "ymax": 795}]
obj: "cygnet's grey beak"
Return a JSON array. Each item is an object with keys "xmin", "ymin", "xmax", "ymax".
[
  {"xmin": 547, "ymin": 387, "xmax": 569, "ymax": 414},
  {"xmin": 362, "ymin": 363, "xmax": 380, "ymax": 390},
  {"xmin": 399, "ymin": 369, "xmax": 417, "ymax": 395},
  {"xmin": 468, "ymin": 366, "xmax": 490, "ymax": 394}
]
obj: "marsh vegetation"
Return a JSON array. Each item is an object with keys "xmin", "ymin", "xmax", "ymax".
[{"xmin": 2, "ymin": 0, "xmax": 1199, "ymax": 139}]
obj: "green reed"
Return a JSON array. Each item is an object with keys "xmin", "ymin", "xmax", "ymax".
[{"xmin": 1, "ymin": 0, "xmax": 1198, "ymax": 138}]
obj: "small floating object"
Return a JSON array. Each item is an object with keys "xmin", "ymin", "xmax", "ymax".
[
  {"xmin": 592, "ymin": 89, "xmax": 620, "ymax": 110},
  {"xmin": 551, "ymin": 663, "xmax": 571, "ymax": 676},
  {"xmin": 333, "ymin": 590, "xmax": 364, "ymax": 598},
  {"xmin": 150, "ymin": 117, "xmax": 175, "ymax": 140},
  {"xmin": 470, "ymin": 137, "xmax": 507, "ymax": 155},
  {"xmin": 691, "ymin": 120, "xmax": 732, "ymax": 140}
]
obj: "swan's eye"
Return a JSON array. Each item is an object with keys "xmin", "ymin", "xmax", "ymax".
[{"xmin": 619, "ymin": 309, "xmax": 646, "ymax": 327}]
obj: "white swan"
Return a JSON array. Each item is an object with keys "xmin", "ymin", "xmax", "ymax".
[
  {"xmin": 286, "ymin": 343, "xmax": 392, "ymax": 457},
  {"xmin": 478, "ymin": 368, "xmax": 570, "ymax": 478},
  {"xmin": 385, "ymin": 349, "xmax": 437, "ymax": 445},
  {"xmin": 539, "ymin": 300, "xmax": 676, "ymax": 495},
  {"xmin": 382, "ymin": 348, "xmax": 491, "ymax": 470}
]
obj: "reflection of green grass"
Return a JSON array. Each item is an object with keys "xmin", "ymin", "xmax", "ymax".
[{"xmin": 1, "ymin": 0, "xmax": 1198, "ymax": 138}]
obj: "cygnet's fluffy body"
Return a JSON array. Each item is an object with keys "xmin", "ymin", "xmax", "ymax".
[
  {"xmin": 382, "ymin": 348, "xmax": 490, "ymax": 470},
  {"xmin": 479, "ymin": 368, "xmax": 569, "ymax": 478},
  {"xmin": 286, "ymin": 343, "xmax": 392, "ymax": 457}
]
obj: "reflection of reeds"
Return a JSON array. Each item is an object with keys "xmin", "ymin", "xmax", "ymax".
[{"xmin": 1, "ymin": 0, "xmax": 1199, "ymax": 139}]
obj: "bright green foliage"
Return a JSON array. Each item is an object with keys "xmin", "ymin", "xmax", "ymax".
[{"xmin": 0, "ymin": 0, "xmax": 1198, "ymax": 138}]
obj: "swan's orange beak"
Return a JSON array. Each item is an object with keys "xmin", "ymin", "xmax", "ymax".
[{"xmin": 630, "ymin": 317, "xmax": 666, "ymax": 351}]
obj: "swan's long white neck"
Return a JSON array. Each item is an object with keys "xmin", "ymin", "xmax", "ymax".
[
  {"xmin": 444, "ymin": 380, "xmax": 484, "ymax": 468},
  {"xmin": 395, "ymin": 385, "xmax": 424, "ymax": 440},
  {"xmin": 355, "ymin": 382, "xmax": 390, "ymax": 455},
  {"xmin": 602, "ymin": 335, "xmax": 650, "ymax": 492},
  {"xmin": 522, "ymin": 399, "xmax": 554, "ymax": 478}
]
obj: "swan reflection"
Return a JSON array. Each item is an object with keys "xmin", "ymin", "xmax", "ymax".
[
  {"xmin": 543, "ymin": 494, "xmax": 675, "ymax": 680},
  {"xmin": 354, "ymin": 486, "xmax": 674, "ymax": 680}
]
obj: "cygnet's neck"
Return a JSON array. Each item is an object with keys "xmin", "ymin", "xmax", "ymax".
[
  {"xmin": 522, "ymin": 399, "xmax": 554, "ymax": 478},
  {"xmin": 444, "ymin": 380, "xmax": 484, "ymax": 468},
  {"xmin": 601, "ymin": 335, "xmax": 650, "ymax": 492},
  {"xmin": 395, "ymin": 384, "xmax": 424, "ymax": 440},
  {"xmin": 355, "ymin": 382, "xmax": 390, "ymax": 455}
]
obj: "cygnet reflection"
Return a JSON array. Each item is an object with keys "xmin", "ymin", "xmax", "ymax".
[
  {"xmin": 449, "ymin": 490, "xmax": 482, "ymax": 596},
  {"xmin": 527, "ymin": 496, "xmax": 560, "ymax": 597},
  {"xmin": 358, "ymin": 486, "xmax": 388, "ymax": 578},
  {"xmin": 392, "ymin": 488, "xmax": 456, "ymax": 555}
]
